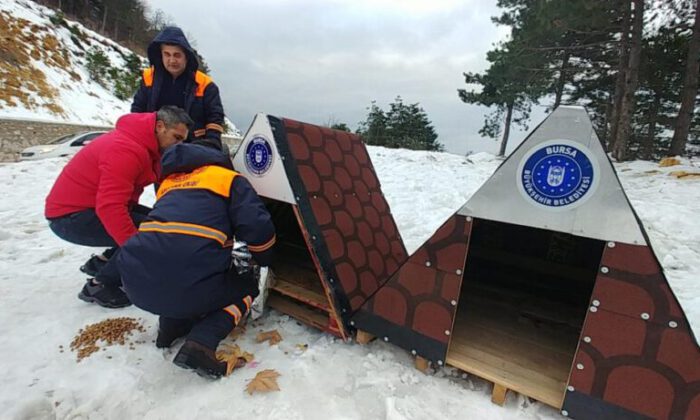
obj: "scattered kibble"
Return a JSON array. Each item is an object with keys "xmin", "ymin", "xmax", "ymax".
[{"xmin": 69, "ymin": 317, "xmax": 145, "ymax": 362}]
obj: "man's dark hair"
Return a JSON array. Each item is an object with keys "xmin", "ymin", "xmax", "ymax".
[{"xmin": 156, "ymin": 106, "xmax": 193, "ymax": 129}]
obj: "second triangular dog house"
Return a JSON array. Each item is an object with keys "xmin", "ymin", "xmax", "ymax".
[
  {"xmin": 232, "ymin": 114, "xmax": 408, "ymax": 339},
  {"xmin": 351, "ymin": 106, "xmax": 700, "ymax": 418}
]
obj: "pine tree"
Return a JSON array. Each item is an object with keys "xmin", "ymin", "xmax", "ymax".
[
  {"xmin": 458, "ymin": 45, "xmax": 544, "ymax": 156},
  {"xmin": 357, "ymin": 97, "xmax": 443, "ymax": 151}
]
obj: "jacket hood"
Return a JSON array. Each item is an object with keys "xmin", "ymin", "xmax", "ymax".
[
  {"xmin": 161, "ymin": 143, "xmax": 233, "ymax": 177},
  {"xmin": 147, "ymin": 26, "xmax": 198, "ymax": 74},
  {"xmin": 114, "ymin": 112, "xmax": 160, "ymax": 159}
]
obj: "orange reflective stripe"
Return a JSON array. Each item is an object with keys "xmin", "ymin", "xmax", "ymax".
[
  {"xmin": 143, "ymin": 67, "xmax": 154, "ymax": 87},
  {"xmin": 157, "ymin": 165, "xmax": 238, "ymax": 200},
  {"xmin": 223, "ymin": 304, "xmax": 242, "ymax": 324},
  {"xmin": 242, "ymin": 296, "xmax": 253, "ymax": 314},
  {"xmin": 193, "ymin": 129, "xmax": 206, "ymax": 137},
  {"xmin": 194, "ymin": 71, "xmax": 212, "ymax": 97},
  {"xmin": 205, "ymin": 123, "xmax": 224, "ymax": 133},
  {"xmin": 139, "ymin": 221, "xmax": 228, "ymax": 246},
  {"xmin": 248, "ymin": 235, "xmax": 276, "ymax": 252}
]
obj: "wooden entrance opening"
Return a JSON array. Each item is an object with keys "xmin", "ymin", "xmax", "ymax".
[
  {"xmin": 446, "ymin": 219, "xmax": 604, "ymax": 408},
  {"xmin": 261, "ymin": 198, "xmax": 346, "ymax": 338}
]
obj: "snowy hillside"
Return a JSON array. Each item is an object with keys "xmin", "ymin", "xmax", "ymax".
[
  {"xmin": 0, "ymin": 0, "xmax": 239, "ymax": 137},
  {"xmin": 0, "ymin": 147, "xmax": 698, "ymax": 419},
  {"xmin": 0, "ymin": 0, "xmax": 139, "ymax": 125}
]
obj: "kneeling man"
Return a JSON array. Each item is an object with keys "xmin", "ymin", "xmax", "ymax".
[{"xmin": 118, "ymin": 143, "xmax": 275, "ymax": 378}]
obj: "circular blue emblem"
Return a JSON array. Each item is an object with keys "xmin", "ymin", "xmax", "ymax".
[
  {"xmin": 244, "ymin": 135, "xmax": 273, "ymax": 176},
  {"xmin": 518, "ymin": 140, "xmax": 597, "ymax": 208}
]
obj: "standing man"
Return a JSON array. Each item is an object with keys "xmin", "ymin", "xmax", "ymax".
[
  {"xmin": 45, "ymin": 106, "xmax": 193, "ymax": 308},
  {"xmin": 118, "ymin": 143, "xmax": 276, "ymax": 378},
  {"xmin": 131, "ymin": 26, "xmax": 225, "ymax": 151}
]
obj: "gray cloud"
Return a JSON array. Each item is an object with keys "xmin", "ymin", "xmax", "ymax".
[{"xmin": 146, "ymin": 0, "xmax": 541, "ymax": 155}]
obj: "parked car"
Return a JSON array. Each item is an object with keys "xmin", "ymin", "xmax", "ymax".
[{"xmin": 19, "ymin": 131, "xmax": 107, "ymax": 161}]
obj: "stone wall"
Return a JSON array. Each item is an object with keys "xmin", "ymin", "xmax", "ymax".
[
  {"xmin": 0, "ymin": 118, "xmax": 242, "ymax": 161},
  {"xmin": 0, "ymin": 118, "xmax": 111, "ymax": 162}
]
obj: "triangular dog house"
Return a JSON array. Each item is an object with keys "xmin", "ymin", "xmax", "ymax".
[
  {"xmin": 232, "ymin": 114, "xmax": 408, "ymax": 339},
  {"xmin": 351, "ymin": 106, "xmax": 700, "ymax": 419}
]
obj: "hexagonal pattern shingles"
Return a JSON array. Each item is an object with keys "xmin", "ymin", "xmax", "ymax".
[
  {"xmin": 283, "ymin": 119, "xmax": 408, "ymax": 311},
  {"xmin": 564, "ymin": 242, "xmax": 700, "ymax": 420},
  {"xmin": 352, "ymin": 214, "xmax": 472, "ymax": 362}
]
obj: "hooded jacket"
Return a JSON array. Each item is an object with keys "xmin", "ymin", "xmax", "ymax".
[
  {"xmin": 118, "ymin": 143, "xmax": 275, "ymax": 318},
  {"xmin": 131, "ymin": 26, "xmax": 225, "ymax": 150},
  {"xmin": 45, "ymin": 112, "xmax": 162, "ymax": 245}
]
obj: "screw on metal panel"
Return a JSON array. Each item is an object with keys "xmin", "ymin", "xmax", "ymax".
[
  {"xmin": 466, "ymin": 216, "xmax": 472, "ymax": 222},
  {"xmin": 445, "ymin": 330, "xmax": 451, "ymax": 336},
  {"xmin": 437, "ymin": 360, "xmax": 444, "ymax": 366},
  {"xmin": 425, "ymin": 261, "xmax": 431, "ymax": 267},
  {"xmin": 312, "ymin": 235, "xmax": 317, "ymax": 240},
  {"xmin": 411, "ymin": 350, "xmax": 417, "ymax": 356},
  {"xmin": 641, "ymin": 312, "xmax": 650, "ymax": 320},
  {"xmin": 583, "ymin": 336, "xmax": 592, "ymax": 343},
  {"xmin": 607, "ymin": 242, "xmax": 616, "ymax": 248},
  {"xmin": 567, "ymin": 386, "xmax": 575, "ymax": 392},
  {"xmin": 600, "ymin": 266, "xmax": 609, "ymax": 274},
  {"xmin": 350, "ymin": 321, "xmax": 355, "ymax": 326},
  {"xmin": 342, "ymin": 308, "xmax": 347, "ymax": 313},
  {"xmin": 592, "ymin": 300, "xmax": 600, "ymax": 307},
  {"xmin": 456, "ymin": 269, "xmax": 462, "ymax": 275},
  {"xmin": 383, "ymin": 336, "xmax": 389, "ymax": 342},
  {"xmin": 281, "ymin": 156, "xmax": 285, "ymax": 160},
  {"xmin": 450, "ymin": 300, "xmax": 457, "ymax": 306},
  {"xmin": 313, "ymin": 195, "xmax": 317, "ymax": 199},
  {"xmin": 590, "ymin": 306, "xmax": 598, "ymax": 313},
  {"xmin": 576, "ymin": 363, "xmax": 584, "ymax": 370},
  {"xmin": 295, "ymin": 196, "xmax": 300, "ymax": 201},
  {"xmin": 561, "ymin": 410, "xmax": 569, "ymax": 417},
  {"xmin": 669, "ymin": 321, "xmax": 678, "ymax": 328}
]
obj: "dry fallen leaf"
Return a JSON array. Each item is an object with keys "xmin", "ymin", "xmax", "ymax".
[
  {"xmin": 659, "ymin": 157, "xmax": 681, "ymax": 167},
  {"xmin": 246, "ymin": 369, "xmax": 281, "ymax": 395},
  {"xmin": 256, "ymin": 330, "xmax": 282, "ymax": 346},
  {"xmin": 669, "ymin": 170, "xmax": 700, "ymax": 179},
  {"xmin": 216, "ymin": 344, "xmax": 255, "ymax": 376}
]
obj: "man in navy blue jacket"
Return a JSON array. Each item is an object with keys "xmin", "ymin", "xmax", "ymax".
[
  {"xmin": 131, "ymin": 26, "xmax": 225, "ymax": 151},
  {"xmin": 118, "ymin": 144, "xmax": 275, "ymax": 378}
]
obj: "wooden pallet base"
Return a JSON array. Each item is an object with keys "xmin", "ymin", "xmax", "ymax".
[
  {"xmin": 415, "ymin": 356, "xmax": 430, "ymax": 373},
  {"xmin": 355, "ymin": 330, "xmax": 375, "ymax": 344},
  {"xmin": 491, "ymin": 383, "xmax": 508, "ymax": 406}
]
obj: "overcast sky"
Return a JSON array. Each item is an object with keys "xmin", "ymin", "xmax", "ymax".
[{"xmin": 144, "ymin": 0, "xmax": 544, "ymax": 155}]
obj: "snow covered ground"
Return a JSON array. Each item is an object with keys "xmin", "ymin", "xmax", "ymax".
[{"xmin": 0, "ymin": 148, "xmax": 698, "ymax": 419}]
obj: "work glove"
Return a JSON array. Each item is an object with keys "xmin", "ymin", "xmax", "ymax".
[{"xmin": 231, "ymin": 241, "xmax": 253, "ymax": 275}]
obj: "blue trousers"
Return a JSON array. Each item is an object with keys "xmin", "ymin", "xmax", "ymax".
[
  {"xmin": 48, "ymin": 205, "xmax": 151, "ymax": 286},
  {"xmin": 160, "ymin": 269, "xmax": 259, "ymax": 349}
]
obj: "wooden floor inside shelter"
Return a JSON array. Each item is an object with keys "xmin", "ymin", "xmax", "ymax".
[
  {"xmin": 446, "ymin": 288, "xmax": 581, "ymax": 408},
  {"xmin": 269, "ymin": 261, "xmax": 330, "ymax": 312}
]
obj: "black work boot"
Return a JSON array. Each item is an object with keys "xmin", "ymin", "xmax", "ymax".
[
  {"xmin": 79, "ymin": 254, "xmax": 109, "ymax": 277},
  {"xmin": 156, "ymin": 317, "xmax": 196, "ymax": 349},
  {"xmin": 77, "ymin": 279, "xmax": 131, "ymax": 308},
  {"xmin": 173, "ymin": 340, "xmax": 227, "ymax": 379}
]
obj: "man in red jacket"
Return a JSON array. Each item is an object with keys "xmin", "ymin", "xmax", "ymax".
[{"xmin": 45, "ymin": 106, "xmax": 193, "ymax": 308}]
